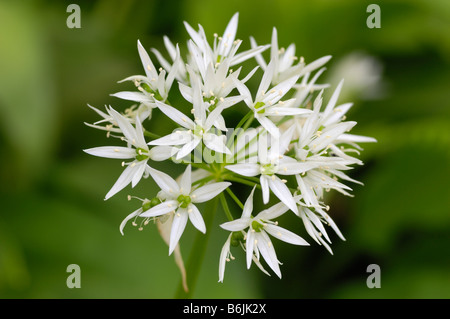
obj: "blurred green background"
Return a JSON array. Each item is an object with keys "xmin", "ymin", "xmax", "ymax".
[{"xmin": 1, "ymin": 0, "xmax": 449, "ymax": 298}]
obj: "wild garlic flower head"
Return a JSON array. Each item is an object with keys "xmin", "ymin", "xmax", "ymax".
[{"xmin": 84, "ymin": 12, "xmax": 376, "ymax": 288}]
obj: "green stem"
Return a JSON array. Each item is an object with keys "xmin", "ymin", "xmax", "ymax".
[
  {"xmin": 225, "ymin": 188, "xmax": 244, "ymax": 210},
  {"xmin": 143, "ymin": 129, "xmax": 161, "ymax": 140},
  {"xmin": 226, "ymin": 111, "xmax": 253, "ymax": 149},
  {"xmin": 226, "ymin": 176, "xmax": 261, "ymax": 190},
  {"xmin": 174, "ymin": 197, "xmax": 220, "ymax": 299},
  {"xmin": 219, "ymin": 193, "xmax": 234, "ymax": 221}
]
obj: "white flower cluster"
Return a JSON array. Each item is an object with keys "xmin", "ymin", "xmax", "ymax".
[{"xmin": 84, "ymin": 13, "xmax": 376, "ymax": 283}]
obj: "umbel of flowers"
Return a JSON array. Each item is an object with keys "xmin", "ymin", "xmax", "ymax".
[{"xmin": 84, "ymin": 13, "xmax": 375, "ymax": 288}]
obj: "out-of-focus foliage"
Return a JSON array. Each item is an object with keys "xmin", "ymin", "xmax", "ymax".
[{"xmin": 0, "ymin": 0, "xmax": 449, "ymax": 298}]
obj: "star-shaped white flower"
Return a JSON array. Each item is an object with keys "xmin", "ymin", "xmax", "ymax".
[
  {"xmin": 234, "ymin": 59, "xmax": 312, "ymax": 138},
  {"xmin": 84, "ymin": 107, "xmax": 176, "ymax": 200},
  {"xmin": 226, "ymin": 127, "xmax": 317, "ymax": 214},
  {"xmin": 112, "ymin": 40, "xmax": 181, "ymax": 105},
  {"xmin": 220, "ymin": 187, "xmax": 309, "ymax": 278},
  {"xmin": 151, "ymin": 35, "xmax": 189, "ymax": 84},
  {"xmin": 149, "ymin": 81, "xmax": 232, "ymax": 159},
  {"xmin": 251, "ymin": 27, "xmax": 331, "ymax": 85},
  {"xmin": 184, "ymin": 12, "xmax": 269, "ymax": 74},
  {"xmin": 292, "ymin": 83, "xmax": 376, "ymax": 206},
  {"xmin": 218, "ymin": 231, "xmax": 270, "ymax": 283},
  {"xmin": 297, "ymin": 202, "xmax": 345, "ymax": 255},
  {"xmin": 140, "ymin": 165, "xmax": 231, "ymax": 255}
]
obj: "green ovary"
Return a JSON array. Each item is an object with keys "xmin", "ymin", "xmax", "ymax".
[
  {"xmin": 254, "ymin": 101, "xmax": 266, "ymax": 114},
  {"xmin": 260, "ymin": 163, "xmax": 277, "ymax": 175},
  {"xmin": 177, "ymin": 194, "xmax": 192, "ymax": 208},
  {"xmin": 142, "ymin": 197, "xmax": 162, "ymax": 211},
  {"xmin": 135, "ymin": 148, "xmax": 149, "ymax": 161},
  {"xmin": 251, "ymin": 220, "xmax": 264, "ymax": 233}
]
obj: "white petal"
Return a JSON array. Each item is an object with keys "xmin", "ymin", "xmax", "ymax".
[
  {"xmin": 278, "ymin": 161, "xmax": 318, "ymax": 175},
  {"xmin": 295, "ymin": 175, "xmax": 319, "ymax": 207},
  {"xmin": 188, "ymin": 204, "xmax": 206, "ymax": 233},
  {"xmin": 220, "ymin": 218, "xmax": 251, "ymax": 232},
  {"xmin": 256, "ymin": 231, "xmax": 281, "ymax": 278},
  {"xmin": 147, "ymin": 167, "xmax": 180, "ymax": 194},
  {"xmin": 257, "ymin": 59, "xmax": 276, "ymax": 96},
  {"xmin": 137, "ymin": 40, "xmax": 158, "ymax": 79},
  {"xmin": 133, "ymin": 117, "xmax": 147, "ymax": 147},
  {"xmin": 257, "ymin": 116, "xmax": 280, "ymax": 138},
  {"xmin": 204, "ymin": 103, "xmax": 226, "ymax": 131},
  {"xmin": 268, "ymin": 177, "xmax": 298, "ymax": 214},
  {"xmin": 155, "ymin": 100, "xmax": 194, "ymax": 129},
  {"xmin": 83, "ymin": 146, "xmax": 136, "ymax": 159},
  {"xmin": 176, "ymin": 137, "xmax": 201, "ymax": 160},
  {"xmin": 203, "ymin": 133, "xmax": 231, "ymax": 155},
  {"xmin": 313, "ymin": 122, "xmax": 357, "ymax": 151},
  {"xmin": 260, "ymin": 175, "xmax": 270, "ymax": 204},
  {"xmin": 111, "ymin": 91, "xmax": 151, "ymax": 104},
  {"xmin": 179, "ymin": 165, "xmax": 192, "ymax": 195},
  {"xmin": 119, "ymin": 208, "xmax": 142, "ymax": 235},
  {"xmin": 108, "ymin": 107, "xmax": 138, "ymax": 144},
  {"xmin": 191, "ymin": 182, "xmax": 231, "ymax": 203},
  {"xmin": 148, "ymin": 130, "xmax": 192, "ymax": 146},
  {"xmin": 131, "ymin": 162, "xmax": 147, "ymax": 187},
  {"xmin": 265, "ymin": 106, "xmax": 312, "ymax": 117},
  {"xmin": 270, "ymin": 27, "xmax": 279, "ymax": 64},
  {"xmin": 149, "ymin": 146, "xmax": 178, "ymax": 161},
  {"xmin": 165, "ymin": 45, "xmax": 181, "ymax": 92},
  {"xmin": 320, "ymin": 211, "xmax": 346, "ymax": 241},
  {"xmin": 249, "ymin": 36, "xmax": 267, "ymax": 69},
  {"xmin": 246, "ymin": 230, "xmax": 255, "ymax": 269},
  {"xmin": 299, "ymin": 55, "xmax": 332, "ymax": 77},
  {"xmin": 218, "ymin": 234, "xmax": 232, "ymax": 282},
  {"xmin": 233, "ymin": 78, "xmax": 253, "ymax": 106},
  {"xmin": 213, "ymin": 114, "xmax": 227, "ymax": 132},
  {"xmin": 140, "ymin": 200, "xmax": 178, "ymax": 218},
  {"xmin": 264, "ymin": 224, "xmax": 309, "ymax": 246},
  {"xmin": 242, "ymin": 186, "xmax": 256, "ymax": 218},
  {"xmin": 178, "ymin": 82, "xmax": 193, "ymax": 103},
  {"xmin": 304, "ymin": 208, "xmax": 331, "ymax": 243},
  {"xmin": 257, "ymin": 201, "xmax": 290, "ymax": 220},
  {"xmin": 225, "ymin": 163, "xmax": 260, "ymax": 177},
  {"xmin": 338, "ymin": 133, "xmax": 377, "ymax": 143},
  {"xmin": 150, "ymin": 48, "xmax": 172, "ymax": 73},
  {"xmin": 323, "ymin": 103, "xmax": 353, "ymax": 126},
  {"xmin": 324, "ymin": 79, "xmax": 344, "ymax": 116},
  {"xmin": 184, "ymin": 22, "xmax": 206, "ymax": 53},
  {"xmin": 231, "ymin": 45, "xmax": 270, "ymax": 66},
  {"xmin": 105, "ymin": 163, "xmax": 139, "ymax": 200},
  {"xmin": 219, "ymin": 12, "xmax": 238, "ymax": 56},
  {"xmin": 262, "ymin": 75, "xmax": 299, "ymax": 105},
  {"xmin": 169, "ymin": 209, "xmax": 189, "ymax": 255},
  {"xmin": 300, "ymin": 211, "xmax": 321, "ymax": 245}
]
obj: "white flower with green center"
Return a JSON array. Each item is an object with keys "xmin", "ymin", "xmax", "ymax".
[
  {"xmin": 140, "ymin": 165, "xmax": 231, "ymax": 255},
  {"xmin": 234, "ymin": 59, "xmax": 312, "ymax": 138},
  {"xmin": 152, "ymin": 35, "xmax": 189, "ymax": 84},
  {"xmin": 112, "ymin": 40, "xmax": 181, "ymax": 105},
  {"xmin": 226, "ymin": 128, "xmax": 318, "ymax": 214},
  {"xmin": 178, "ymin": 62, "xmax": 251, "ymax": 131},
  {"xmin": 184, "ymin": 12, "xmax": 269, "ymax": 74},
  {"xmin": 148, "ymin": 82, "xmax": 231, "ymax": 159},
  {"xmin": 84, "ymin": 104, "xmax": 151, "ymax": 136},
  {"xmin": 218, "ymin": 231, "xmax": 271, "ymax": 283},
  {"xmin": 83, "ymin": 12, "xmax": 376, "ymax": 293},
  {"xmin": 297, "ymin": 202, "xmax": 345, "ymax": 255},
  {"xmin": 220, "ymin": 187, "xmax": 309, "ymax": 278},
  {"xmin": 292, "ymin": 83, "xmax": 376, "ymax": 207},
  {"xmin": 251, "ymin": 27, "xmax": 331, "ymax": 85},
  {"xmin": 84, "ymin": 107, "xmax": 176, "ymax": 200}
]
